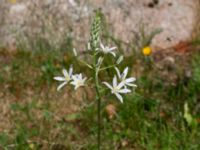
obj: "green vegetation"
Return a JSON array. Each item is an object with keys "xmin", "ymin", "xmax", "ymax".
[{"xmin": 0, "ymin": 41, "xmax": 200, "ymax": 149}]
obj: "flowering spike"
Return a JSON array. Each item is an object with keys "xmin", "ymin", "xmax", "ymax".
[{"xmin": 89, "ymin": 10, "xmax": 101, "ymax": 50}]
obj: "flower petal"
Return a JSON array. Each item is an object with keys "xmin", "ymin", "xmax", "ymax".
[
  {"xmin": 115, "ymin": 93, "xmax": 123, "ymax": 103},
  {"xmin": 110, "ymin": 52, "xmax": 116, "ymax": 57},
  {"xmin": 113, "ymin": 76, "xmax": 118, "ymax": 87},
  {"xmin": 100, "ymin": 43, "xmax": 105, "ymax": 50},
  {"xmin": 79, "ymin": 73, "xmax": 82, "ymax": 79},
  {"xmin": 109, "ymin": 47, "xmax": 117, "ymax": 51},
  {"xmin": 74, "ymin": 85, "xmax": 79, "ymax": 90},
  {"xmin": 62, "ymin": 69, "xmax": 68, "ymax": 77},
  {"xmin": 54, "ymin": 76, "xmax": 66, "ymax": 81},
  {"xmin": 57, "ymin": 81, "xmax": 67, "ymax": 91},
  {"xmin": 103, "ymin": 82, "xmax": 113, "ymax": 90},
  {"xmin": 126, "ymin": 83, "xmax": 137, "ymax": 87},
  {"xmin": 70, "ymin": 80, "xmax": 76, "ymax": 86},
  {"xmin": 118, "ymin": 88, "xmax": 131, "ymax": 93},
  {"xmin": 122, "ymin": 67, "xmax": 129, "ymax": 79},
  {"xmin": 83, "ymin": 77, "xmax": 87, "ymax": 82},
  {"xmin": 125, "ymin": 77, "xmax": 136, "ymax": 83},
  {"xmin": 117, "ymin": 81, "xmax": 125, "ymax": 89},
  {"xmin": 72, "ymin": 74, "xmax": 77, "ymax": 80},
  {"xmin": 69, "ymin": 65, "xmax": 73, "ymax": 76}
]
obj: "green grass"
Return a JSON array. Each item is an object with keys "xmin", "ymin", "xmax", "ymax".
[{"xmin": 0, "ymin": 44, "xmax": 200, "ymax": 150}]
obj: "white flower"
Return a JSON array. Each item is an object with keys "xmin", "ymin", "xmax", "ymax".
[
  {"xmin": 71, "ymin": 73, "xmax": 87, "ymax": 90},
  {"xmin": 54, "ymin": 66, "xmax": 73, "ymax": 91},
  {"xmin": 103, "ymin": 76, "xmax": 131, "ymax": 103},
  {"xmin": 115, "ymin": 67, "xmax": 137, "ymax": 88},
  {"xmin": 100, "ymin": 43, "xmax": 117, "ymax": 57}
]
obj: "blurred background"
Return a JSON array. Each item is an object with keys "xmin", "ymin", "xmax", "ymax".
[{"xmin": 0, "ymin": 0, "xmax": 200, "ymax": 149}]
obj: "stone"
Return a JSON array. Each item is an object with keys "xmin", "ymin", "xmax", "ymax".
[
  {"xmin": 0, "ymin": 0, "xmax": 199, "ymax": 50},
  {"xmin": 94, "ymin": 0, "xmax": 199, "ymax": 48}
]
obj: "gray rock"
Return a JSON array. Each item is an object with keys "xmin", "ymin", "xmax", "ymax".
[{"xmin": 0, "ymin": 0, "xmax": 199, "ymax": 50}]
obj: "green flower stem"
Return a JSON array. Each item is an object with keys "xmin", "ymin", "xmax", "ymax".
[
  {"xmin": 90, "ymin": 10, "xmax": 102, "ymax": 149},
  {"xmin": 93, "ymin": 52, "xmax": 102, "ymax": 150},
  {"xmin": 95, "ymin": 70, "xmax": 101, "ymax": 150}
]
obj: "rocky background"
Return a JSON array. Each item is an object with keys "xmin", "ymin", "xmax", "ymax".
[{"xmin": 0, "ymin": 0, "xmax": 199, "ymax": 51}]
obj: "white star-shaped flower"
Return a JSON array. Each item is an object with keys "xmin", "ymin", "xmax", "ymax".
[
  {"xmin": 103, "ymin": 76, "xmax": 131, "ymax": 103},
  {"xmin": 70, "ymin": 73, "xmax": 87, "ymax": 90},
  {"xmin": 100, "ymin": 43, "xmax": 117, "ymax": 57},
  {"xmin": 115, "ymin": 67, "xmax": 137, "ymax": 88},
  {"xmin": 54, "ymin": 66, "xmax": 73, "ymax": 91}
]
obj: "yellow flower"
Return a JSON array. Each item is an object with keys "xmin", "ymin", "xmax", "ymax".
[
  {"xmin": 9, "ymin": 0, "xmax": 17, "ymax": 4},
  {"xmin": 142, "ymin": 46, "xmax": 152, "ymax": 56}
]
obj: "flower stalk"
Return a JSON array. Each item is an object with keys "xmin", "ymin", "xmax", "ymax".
[
  {"xmin": 53, "ymin": 10, "xmax": 137, "ymax": 150},
  {"xmin": 90, "ymin": 10, "xmax": 102, "ymax": 150},
  {"xmin": 94, "ymin": 65, "xmax": 101, "ymax": 150}
]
